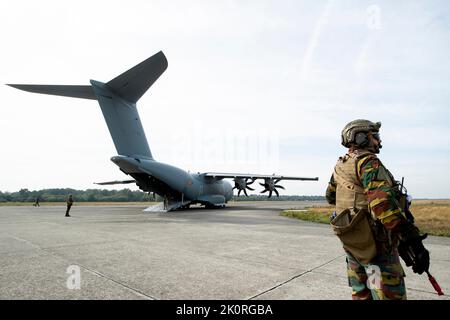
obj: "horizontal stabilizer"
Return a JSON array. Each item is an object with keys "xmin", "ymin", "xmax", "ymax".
[
  {"xmin": 7, "ymin": 51, "xmax": 167, "ymax": 159},
  {"xmin": 6, "ymin": 84, "xmax": 96, "ymax": 100},
  {"xmin": 106, "ymin": 51, "xmax": 168, "ymax": 103},
  {"xmin": 94, "ymin": 179, "xmax": 136, "ymax": 185}
]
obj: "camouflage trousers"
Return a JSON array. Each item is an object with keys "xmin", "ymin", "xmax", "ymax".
[{"xmin": 346, "ymin": 246, "xmax": 407, "ymax": 300}]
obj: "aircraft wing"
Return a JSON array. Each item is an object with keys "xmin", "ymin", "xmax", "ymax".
[
  {"xmin": 203, "ymin": 173, "xmax": 319, "ymax": 181},
  {"xmin": 94, "ymin": 179, "xmax": 136, "ymax": 185},
  {"xmin": 204, "ymin": 172, "xmax": 318, "ymax": 198}
]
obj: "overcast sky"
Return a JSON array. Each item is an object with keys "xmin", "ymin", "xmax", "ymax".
[{"xmin": 1, "ymin": 0, "xmax": 449, "ymax": 198}]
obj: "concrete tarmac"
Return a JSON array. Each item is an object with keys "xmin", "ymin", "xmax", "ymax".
[{"xmin": 1, "ymin": 202, "xmax": 449, "ymax": 300}]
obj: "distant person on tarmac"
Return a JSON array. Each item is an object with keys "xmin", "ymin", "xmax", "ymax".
[
  {"xmin": 33, "ymin": 196, "xmax": 40, "ymax": 207},
  {"xmin": 164, "ymin": 196, "xmax": 168, "ymax": 210},
  {"xmin": 65, "ymin": 194, "xmax": 73, "ymax": 217}
]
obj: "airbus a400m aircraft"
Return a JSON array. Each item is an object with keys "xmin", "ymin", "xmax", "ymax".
[{"xmin": 8, "ymin": 51, "xmax": 318, "ymax": 211}]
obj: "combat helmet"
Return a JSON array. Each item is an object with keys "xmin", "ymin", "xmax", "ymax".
[{"xmin": 341, "ymin": 119, "xmax": 381, "ymax": 148}]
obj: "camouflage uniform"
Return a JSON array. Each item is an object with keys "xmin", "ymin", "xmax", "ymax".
[
  {"xmin": 327, "ymin": 151, "xmax": 409, "ymax": 300},
  {"xmin": 327, "ymin": 119, "xmax": 430, "ymax": 300},
  {"xmin": 66, "ymin": 195, "xmax": 73, "ymax": 217}
]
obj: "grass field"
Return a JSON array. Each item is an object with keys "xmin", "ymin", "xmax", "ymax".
[{"xmin": 281, "ymin": 199, "xmax": 450, "ymax": 237}]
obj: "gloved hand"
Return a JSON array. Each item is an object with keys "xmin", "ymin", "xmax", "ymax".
[
  {"xmin": 398, "ymin": 233, "xmax": 430, "ymax": 275},
  {"xmin": 410, "ymin": 234, "xmax": 430, "ymax": 274}
]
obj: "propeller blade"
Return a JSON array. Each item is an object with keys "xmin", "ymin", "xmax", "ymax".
[
  {"xmin": 244, "ymin": 189, "xmax": 248, "ymax": 197},
  {"xmin": 246, "ymin": 178, "xmax": 256, "ymax": 186},
  {"xmin": 274, "ymin": 179, "xmax": 281, "ymax": 184},
  {"xmin": 274, "ymin": 185, "xmax": 285, "ymax": 190},
  {"xmin": 259, "ymin": 183, "xmax": 265, "ymax": 187},
  {"xmin": 268, "ymin": 190, "xmax": 272, "ymax": 198},
  {"xmin": 261, "ymin": 189, "xmax": 268, "ymax": 193},
  {"xmin": 232, "ymin": 186, "xmax": 236, "ymax": 190},
  {"xmin": 274, "ymin": 188, "xmax": 279, "ymax": 197},
  {"xmin": 238, "ymin": 189, "xmax": 242, "ymax": 197},
  {"xmin": 247, "ymin": 186, "xmax": 255, "ymax": 191}
]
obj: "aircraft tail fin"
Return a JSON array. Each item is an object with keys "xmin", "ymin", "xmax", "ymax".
[
  {"xmin": 89, "ymin": 51, "xmax": 168, "ymax": 159},
  {"xmin": 106, "ymin": 51, "xmax": 167, "ymax": 103}
]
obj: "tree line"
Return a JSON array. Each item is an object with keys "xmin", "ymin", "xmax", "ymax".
[
  {"xmin": 0, "ymin": 188, "xmax": 325, "ymax": 203},
  {"xmin": 0, "ymin": 188, "xmax": 152, "ymax": 203}
]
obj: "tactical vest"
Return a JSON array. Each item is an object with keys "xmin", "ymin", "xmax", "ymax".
[
  {"xmin": 330, "ymin": 150, "xmax": 377, "ymax": 264},
  {"xmin": 333, "ymin": 150, "xmax": 373, "ymax": 215},
  {"xmin": 333, "ymin": 150, "xmax": 401, "ymax": 215},
  {"xmin": 330, "ymin": 150, "xmax": 406, "ymax": 264}
]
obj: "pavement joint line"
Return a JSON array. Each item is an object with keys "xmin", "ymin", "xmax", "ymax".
[
  {"xmin": 247, "ymin": 254, "xmax": 346, "ymax": 300},
  {"xmin": 6, "ymin": 232, "xmax": 131, "ymax": 251},
  {"xmin": 8, "ymin": 235, "xmax": 42, "ymax": 250},
  {"xmin": 73, "ymin": 263, "xmax": 157, "ymax": 300},
  {"xmin": 37, "ymin": 240, "xmax": 126, "ymax": 251},
  {"xmin": 7, "ymin": 234, "xmax": 157, "ymax": 300},
  {"xmin": 218, "ymin": 254, "xmax": 298, "ymax": 270}
]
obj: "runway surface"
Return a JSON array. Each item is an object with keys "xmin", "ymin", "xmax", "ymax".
[{"xmin": 1, "ymin": 201, "xmax": 449, "ymax": 300}]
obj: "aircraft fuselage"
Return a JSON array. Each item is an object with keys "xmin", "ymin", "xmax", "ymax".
[{"xmin": 111, "ymin": 155, "xmax": 233, "ymax": 207}]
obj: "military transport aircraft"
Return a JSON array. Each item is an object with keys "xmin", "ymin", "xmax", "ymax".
[{"xmin": 7, "ymin": 51, "xmax": 318, "ymax": 211}]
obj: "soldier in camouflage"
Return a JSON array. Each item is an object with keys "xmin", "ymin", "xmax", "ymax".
[
  {"xmin": 65, "ymin": 194, "xmax": 73, "ymax": 217},
  {"xmin": 326, "ymin": 119, "xmax": 430, "ymax": 300}
]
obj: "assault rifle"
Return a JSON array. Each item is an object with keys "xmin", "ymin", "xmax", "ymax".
[{"xmin": 397, "ymin": 178, "xmax": 444, "ymax": 296}]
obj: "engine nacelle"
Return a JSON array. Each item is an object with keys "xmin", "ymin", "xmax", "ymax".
[
  {"xmin": 260, "ymin": 178, "xmax": 285, "ymax": 198},
  {"xmin": 233, "ymin": 177, "xmax": 255, "ymax": 197}
]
